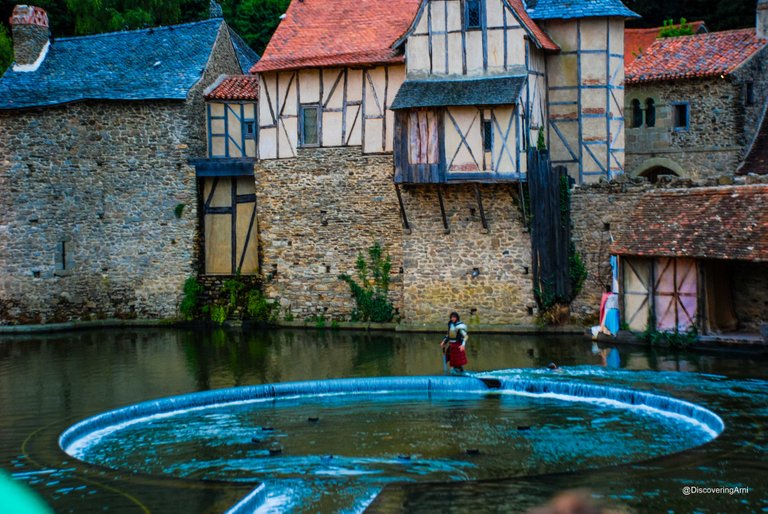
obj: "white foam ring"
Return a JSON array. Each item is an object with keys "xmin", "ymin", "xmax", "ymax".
[{"xmin": 59, "ymin": 374, "xmax": 724, "ymax": 513}]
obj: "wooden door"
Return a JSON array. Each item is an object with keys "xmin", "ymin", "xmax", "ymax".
[
  {"xmin": 202, "ymin": 177, "xmax": 258, "ymax": 275},
  {"xmin": 621, "ymin": 257, "xmax": 651, "ymax": 331},
  {"xmin": 653, "ymin": 257, "xmax": 697, "ymax": 331}
]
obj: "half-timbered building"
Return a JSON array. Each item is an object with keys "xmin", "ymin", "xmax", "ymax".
[{"xmin": 247, "ymin": 0, "xmax": 638, "ymax": 323}]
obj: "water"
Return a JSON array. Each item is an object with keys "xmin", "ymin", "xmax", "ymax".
[{"xmin": 1, "ymin": 328, "xmax": 766, "ymax": 513}]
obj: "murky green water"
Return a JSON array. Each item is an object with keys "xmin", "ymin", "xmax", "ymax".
[{"xmin": 1, "ymin": 328, "xmax": 766, "ymax": 513}]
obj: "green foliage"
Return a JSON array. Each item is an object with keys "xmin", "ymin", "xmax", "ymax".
[
  {"xmin": 643, "ymin": 325, "xmax": 699, "ymax": 348},
  {"xmin": 174, "ymin": 203, "xmax": 185, "ymax": 219},
  {"xmin": 338, "ymin": 242, "xmax": 394, "ymax": 323},
  {"xmin": 568, "ymin": 242, "xmax": 587, "ymax": 299},
  {"xmin": 245, "ymin": 289, "xmax": 279, "ymax": 323},
  {"xmin": 228, "ymin": 0, "xmax": 290, "ymax": 55},
  {"xmin": 283, "ymin": 306, "xmax": 294, "ymax": 322},
  {"xmin": 0, "ymin": 24, "xmax": 11, "ymax": 75},
  {"xmin": 222, "ymin": 276, "xmax": 245, "ymax": 307},
  {"xmin": 659, "ymin": 18, "xmax": 694, "ymax": 38},
  {"xmin": 210, "ymin": 304, "xmax": 227, "ymax": 325},
  {"xmin": 305, "ymin": 314, "xmax": 325, "ymax": 328},
  {"xmin": 536, "ymin": 127, "xmax": 546, "ymax": 151},
  {"xmin": 179, "ymin": 276, "xmax": 204, "ymax": 320}
]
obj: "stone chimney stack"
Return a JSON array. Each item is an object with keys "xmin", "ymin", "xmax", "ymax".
[
  {"xmin": 9, "ymin": 5, "xmax": 49, "ymax": 68},
  {"xmin": 758, "ymin": 0, "xmax": 768, "ymax": 39}
]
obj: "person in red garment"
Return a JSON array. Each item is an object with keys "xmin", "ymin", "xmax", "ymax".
[{"xmin": 441, "ymin": 311, "xmax": 468, "ymax": 374}]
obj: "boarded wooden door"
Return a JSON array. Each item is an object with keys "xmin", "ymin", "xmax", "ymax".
[
  {"xmin": 621, "ymin": 257, "xmax": 651, "ymax": 331},
  {"xmin": 202, "ymin": 177, "xmax": 258, "ymax": 275},
  {"xmin": 653, "ymin": 257, "xmax": 697, "ymax": 331}
]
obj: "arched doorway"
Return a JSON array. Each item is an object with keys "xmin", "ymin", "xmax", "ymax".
[{"xmin": 639, "ymin": 166, "xmax": 678, "ymax": 183}]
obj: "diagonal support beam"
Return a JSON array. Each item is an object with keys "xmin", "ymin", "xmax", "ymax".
[
  {"xmin": 474, "ymin": 183, "xmax": 489, "ymax": 233},
  {"xmin": 436, "ymin": 185, "xmax": 450, "ymax": 234},
  {"xmin": 395, "ymin": 183, "xmax": 411, "ymax": 234}
]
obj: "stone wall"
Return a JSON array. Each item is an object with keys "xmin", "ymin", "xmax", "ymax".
[
  {"xmin": 625, "ymin": 78, "xmax": 746, "ymax": 180},
  {"xmin": 731, "ymin": 262, "xmax": 768, "ymax": 332},
  {"xmin": 400, "ymin": 184, "xmax": 535, "ymax": 324},
  {"xmin": 255, "ymin": 147, "xmax": 536, "ymax": 324},
  {"xmin": 0, "ymin": 28, "xmax": 242, "ymax": 324},
  {"xmin": 254, "ymin": 147, "xmax": 405, "ymax": 321}
]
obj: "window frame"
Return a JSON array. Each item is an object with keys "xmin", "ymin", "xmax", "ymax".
[
  {"xmin": 630, "ymin": 98, "xmax": 642, "ymax": 128},
  {"xmin": 299, "ymin": 104, "xmax": 321, "ymax": 147},
  {"xmin": 464, "ymin": 0, "xmax": 482, "ymax": 30},
  {"xmin": 243, "ymin": 119, "xmax": 257, "ymax": 140},
  {"xmin": 482, "ymin": 119, "xmax": 493, "ymax": 153},
  {"xmin": 745, "ymin": 81, "xmax": 755, "ymax": 106},
  {"xmin": 644, "ymin": 98, "xmax": 656, "ymax": 128},
  {"xmin": 671, "ymin": 102, "xmax": 690, "ymax": 131}
]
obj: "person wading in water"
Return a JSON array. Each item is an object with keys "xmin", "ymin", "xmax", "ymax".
[{"xmin": 441, "ymin": 311, "xmax": 468, "ymax": 374}]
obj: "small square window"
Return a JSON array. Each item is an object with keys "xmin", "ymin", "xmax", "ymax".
[
  {"xmin": 673, "ymin": 103, "xmax": 689, "ymax": 130},
  {"xmin": 300, "ymin": 105, "xmax": 320, "ymax": 147},
  {"xmin": 482, "ymin": 120, "xmax": 493, "ymax": 153},
  {"xmin": 244, "ymin": 120, "xmax": 256, "ymax": 139},
  {"xmin": 465, "ymin": 0, "xmax": 481, "ymax": 30}
]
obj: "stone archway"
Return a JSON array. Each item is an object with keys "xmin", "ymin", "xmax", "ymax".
[{"xmin": 629, "ymin": 157, "xmax": 686, "ymax": 183}]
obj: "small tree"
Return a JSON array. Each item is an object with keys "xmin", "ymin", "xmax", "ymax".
[
  {"xmin": 659, "ymin": 18, "xmax": 694, "ymax": 38},
  {"xmin": 0, "ymin": 25, "xmax": 12, "ymax": 76},
  {"xmin": 339, "ymin": 242, "xmax": 394, "ymax": 322}
]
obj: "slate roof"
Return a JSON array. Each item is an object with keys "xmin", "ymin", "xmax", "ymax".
[
  {"xmin": 738, "ymin": 116, "xmax": 768, "ymax": 175},
  {"xmin": 526, "ymin": 0, "xmax": 638, "ymax": 20},
  {"xmin": 626, "ymin": 28, "xmax": 767, "ymax": 83},
  {"xmin": 0, "ymin": 19, "xmax": 259, "ymax": 110},
  {"xmin": 390, "ymin": 74, "xmax": 526, "ymax": 109},
  {"xmin": 624, "ymin": 21, "xmax": 707, "ymax": 65},
  {"xmin": 205, "ymin": 75, "xmax": 259, "ymax": 101},
  {"xmin": 611, "ymin": 185, "xmax": 768, "ymax": 262},
  {"xmin": 251, "ymin": 0, "xmax": 421, "ymax": 73}
]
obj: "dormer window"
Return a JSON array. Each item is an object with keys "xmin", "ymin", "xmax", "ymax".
[{"xmin": 465, "ymin": 0, "xmax": 481, "ymax": 30}]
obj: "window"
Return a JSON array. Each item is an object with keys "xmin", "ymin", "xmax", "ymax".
[
  {"xmin": 54, "ymin": 238, "xmax": 73, "ymax": 276},
  {"xmin": 244, "ymin": 120, "xmax": 256, "ymax": 139},
  {"xmin": 645, "ymin": 98, "xmax": 655, "ymax": 127},
  {"xmin": 408, "ymin": 110, "xmax": 439, "ymax": 164},
  {"xmin": 745, "ymin": 81, "xmax": 755, "ymax": 106},
  {"xmin": 465, "ymin": 0, "xmax": 481, "ymax": 30},
  {"xmin": 300, "ymin": 105, "xmax": 320, "ymax": 146},
  {"xmin": 672, "ymin": 102, "xmax": 689, "ymax": 130},
  {"xmin": 630, "ymin": 99, "xmax": 642, "ymax": 128},
  {"xmin": 483, "ymin": 119, "xmax": 493, "ymax": 153}
]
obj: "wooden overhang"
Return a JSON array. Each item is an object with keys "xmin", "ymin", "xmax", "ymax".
[{"xmin": 190, "ymin": 158, "xmax": 256, "ymax": 177}]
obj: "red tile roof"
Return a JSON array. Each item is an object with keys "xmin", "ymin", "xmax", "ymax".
[
  {"xmin": 251, "ymin": 0, "xmax": 421, "ymax": 73},
  {"xmin": 626, "ymin": 28, "xmax": 767, "ymax": 83},
  {"xmin": 508, "ymin": 0, "xmax": 559, "ymax": 52},
  {"xmin": 252, "ymin": 0, "xmax": 558, "ymax": 73},
  {"xmin": 205, "ymin": 75, "xmax": 259, "ymax": 101},
  {"xmin": 624, "ymin": 21, "xmax": 706, "ymax": 65},
  {"xmin": 611, "ymin": 185, "xmax": 768, "ymax": 262}
]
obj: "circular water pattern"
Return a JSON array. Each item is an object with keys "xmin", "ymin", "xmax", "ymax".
[{"xmin": 59, "ymin": 374, "xmax": 724, "ymax": 513}]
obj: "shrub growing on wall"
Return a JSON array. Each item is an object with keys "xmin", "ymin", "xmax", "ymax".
[{"xmin": 339, "ymin": 242, "xmax": 394, "ymax": 323}]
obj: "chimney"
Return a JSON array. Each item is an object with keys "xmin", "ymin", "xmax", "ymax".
[
  {"xmin": 758, "ymin": 0, "xmax": 768, "ymax": 39},
  {"xmin": 209, "ymin": 0, "xmax": 223, "ymax": 19},
  {"xmin": 9, "ymin": 5, "xmax": 49, "ymax": 69}
]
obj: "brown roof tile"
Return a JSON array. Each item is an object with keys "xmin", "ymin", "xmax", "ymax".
[
  {"xmin": 205, "ymin": 75, "xmax": 259, "ymax": 101},
  {"xmin": 611, "ymin": 185, "xmax": 768, "ymax": 262},
  {"xmin": 624, "ymin": 21, "xmax": 706, "ymax": 65},
  {"xmin": 626, "ymin": 28, "xmax": 766, "ymax": 83}
]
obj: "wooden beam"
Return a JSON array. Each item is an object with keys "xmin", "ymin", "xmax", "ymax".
[
  {"xmin": 437, "ymin": 185, "xmax": 450, "ymax": 234},
  {"xmin": 474, "ymin": 183, "xmax": 489, "ymax": 233},
  {"xmin": 395, "ymin": 183, "xmax": 411, "ymax": 233}
]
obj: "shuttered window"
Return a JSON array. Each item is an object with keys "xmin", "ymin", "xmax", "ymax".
[{"xmin": 408, "ymin": 110, "xmax": 439, "ymax": 164}]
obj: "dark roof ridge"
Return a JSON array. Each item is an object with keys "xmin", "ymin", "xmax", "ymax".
[{"xmin": 52, "ymin": 18, "xmax": 221, "ymax": 42}]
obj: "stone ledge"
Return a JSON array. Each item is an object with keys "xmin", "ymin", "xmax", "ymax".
[{"xmin": 0, "ymin": 319, "xmax": 175, "ymax": 334}]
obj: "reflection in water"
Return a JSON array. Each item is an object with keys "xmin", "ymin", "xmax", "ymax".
[{"xmin": 0, "ymin": 327, "xmax": 766, "ymax": 513}]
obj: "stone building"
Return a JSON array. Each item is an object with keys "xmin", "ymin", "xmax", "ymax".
[
  {"xmin": 0, "ymin": 5, "xmax": 258, "ymax": 323},
  {"xmin": 624, "ymin": 7, "xmax": 768, "ymax": 181},
  {"xmin": 239, "ymin": 0, "xmax": 638, "ymax": 323}
]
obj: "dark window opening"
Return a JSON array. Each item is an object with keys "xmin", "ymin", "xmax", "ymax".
[
  {"xmin": 465, "ymin": 0, "xmax": 481, "ymax": 30},
  {"xmin": 673, "ymin": 103, "xmax": 689, "ymax": 130},
  {"xmin": 640, "ymin": 166, "xmax": 679, "ymax": 184},
  {"xmin": 300, "ymin": 105, "xmax": 319, "ymax": 146},
  {"xmin": 483, "ymin": 119, "xmax": 493, "ymax": 153},
  {"xmin": 645, "ymin": 98, "xmax": 655, "ymax": 127},
  {"xmin": 630, "ymin": 99, "xmax": 642, "ymax": 128},
  {"xmin": 745, "ymin": 81, "xmax": 755, "ymax": 106},
  {"xmin": 244, "ymin": 120, "xmax": 256, "ymax": 139}
]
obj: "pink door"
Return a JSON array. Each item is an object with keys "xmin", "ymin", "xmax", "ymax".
[{"xmin": 653, "ymin": 258, "xmax": 698, "ymax": 331}]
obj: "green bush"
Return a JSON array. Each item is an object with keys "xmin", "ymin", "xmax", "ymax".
[
  {"xmin": 210, "ymin": 304, "xmax": 228, "ymax": 325},
  {"xmin": 245, "ymin": 290, "xmax": 279, "ymax": 323},
  {"xmin": 179, "ymin": 276, "xmax": 204, "ymax": 320},
  {"xmin": 338, "ymin": 242, "xmax": 394, "ymax": 323},
  {"xmin": 659, "ymin": 18, "xmax": 694, "ymax": 38}
]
